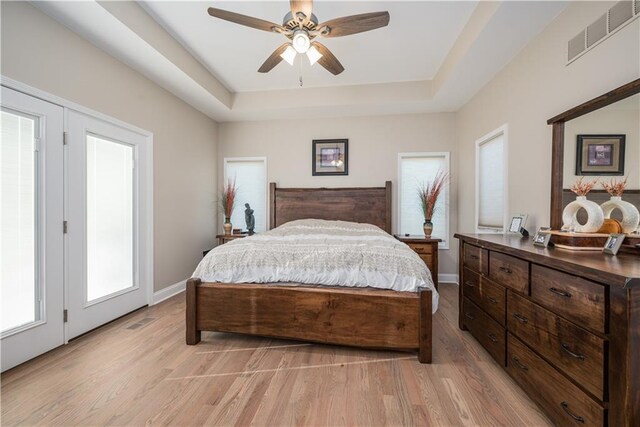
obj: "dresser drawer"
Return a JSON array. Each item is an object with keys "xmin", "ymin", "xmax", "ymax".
[
  {"xmin": 507, "ymin": 292, "xmax": 606, "ymax": 400},
  {"xmin": 530, "ymin": 265, "xmax": 606, "ymax": 334},
  {"xmin": 489, "ymin": 252, "xmax": 529, "ymax": 294},
  {"xmin": 507, "ymin": 334, "xmax": 604, "ymax": 426},
  {"xmin": 464, "ymin": 244, "xmax": 481, "ymax": 272},
  {"xmin": 462, "ymin": 268, "xmax": 481, "ymax": 304},
  {"xmin": 479, "ymin": 278, "xmax": 506, "ymax": 326},
  {"xmin": 410, "ymin": 243, "xmax": 435, "ymax": 255},
  {"xmin": 463, "ymin": 297, "xmax": 505, "ymax": 365}
]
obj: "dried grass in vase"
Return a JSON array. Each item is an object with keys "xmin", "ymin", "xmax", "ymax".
[
  {"xmin": 418, "ymin": 169, "xmax": 449, "ymax": 221},
  {"xmin": 220, "ymin": 179, "xmax": 237, "ymax": 222},
  {"xmin": 569, "ymin": 177, "xmax": 598, "ymax": 197},
  {"xmin": 601, "ymin": 177, "xmax": 628, "ymax": 197}
]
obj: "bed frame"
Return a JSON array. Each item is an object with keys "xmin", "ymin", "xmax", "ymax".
[{"xmin": 186, "ymin": 181, "xmax": 433, "ymax": 363}]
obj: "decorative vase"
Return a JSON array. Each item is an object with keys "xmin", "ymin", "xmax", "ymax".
[
  {"xmin": 423, "ymin": 219, "xmax": 433, "ymax": 237},
  {"xmin": 600, "ymin": 196, "xmax": 640, "ymax": 234},
  {"xmin": 562, "ymin": 196, "xmax": 604, "ymax": 233},
  {"xmin": 223, "ymin": 218, "xmax": 232, "ymax": 236}
]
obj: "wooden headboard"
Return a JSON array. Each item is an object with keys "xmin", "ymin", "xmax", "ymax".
[{"xmin": 269, "ymin": 181, "xmax": 392, "ymax": 233}]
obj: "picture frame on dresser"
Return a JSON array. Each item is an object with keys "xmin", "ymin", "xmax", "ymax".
[{"xmin": 603, "ymin": 233, "xmax": 625, "ymax": 255}]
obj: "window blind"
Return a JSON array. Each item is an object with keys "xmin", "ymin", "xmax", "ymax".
[
  {"xmin": 224, "ymin": 159, "xmax": 266, "ymax": 232},
  {"xmin": 399, "ymin": 154, "xmax": 448, "ymax": 245},
  {"xmin": 477, "ymin": 134, "xmax": 505, "ymax": 230}
]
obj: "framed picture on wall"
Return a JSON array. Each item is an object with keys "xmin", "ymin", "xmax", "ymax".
[
  {"xmin": 312, "ymin": 139, "xmax": 348, "ymax": 176},
  {"xmin": 575, "ymin": 134, "xmax": 625, "ymax": 175}
]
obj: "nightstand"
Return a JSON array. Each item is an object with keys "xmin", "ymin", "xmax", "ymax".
[
  {"xmin": 216, "ymin": 234, "xmax": 247, "ymax": 246},
  {"xmin": 394, "ymin": 235, "xmax": 441, "ymax": 289}
]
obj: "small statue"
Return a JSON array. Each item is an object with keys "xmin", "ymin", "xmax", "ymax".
[{"xmin": 244, "ymin": 203, "xmax": 255, "ymax": 235}]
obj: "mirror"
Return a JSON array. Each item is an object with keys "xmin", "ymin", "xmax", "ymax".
[
  {"xmin": 562, "ymin": 93, "xmax": 640, "ymax": 226},
  {"xmin": 548, "ymin": 79, "xmax": 640, "ymax": 231}
]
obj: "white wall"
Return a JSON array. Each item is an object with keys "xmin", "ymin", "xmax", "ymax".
[
  {"xmin": 218, "ymin": 113, "xmax": 459, "ymax": 276},
  {"xmin": 456, "ymin": 1, "xmax": 640, "ymax": 232},
  {"xmin": 1, "ymin": 2, "xmax": 219, "ymax": 291}
]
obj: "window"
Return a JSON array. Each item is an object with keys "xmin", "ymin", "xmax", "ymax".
[
  {"xmin": 398, "ymin": 152, "xmax": 450, "ymax": 248},
  {"xmin": 224, "ymin": 157, "xmax": 267, "ymax": 233},
  {"xmin": 476, "ymin": 125, "xmax": 508, "ymax": 232},
  {"xmin": 1, "ymin": 108, "xmax": 39, "ymax": 333}
]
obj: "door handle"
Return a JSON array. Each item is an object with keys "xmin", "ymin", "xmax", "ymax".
[
  {"xmin": 560, "ymin": 401, "xmax": 585, "ymax": 423},
  {"xmin": 549, "ymin": 287, "xmax": 571, "ymax": 298},
  {"xmin": 561, "ymin": 343, "xmax": 585, "ymax": 361}
]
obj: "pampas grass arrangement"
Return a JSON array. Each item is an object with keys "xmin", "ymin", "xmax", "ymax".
[
  {"xmin": 221, "ymin": 179, "xmax": 237, "ymax": 221},
  {"xmin": 418, "ymin": 169, "xmax": 449, "ymax": 220}
]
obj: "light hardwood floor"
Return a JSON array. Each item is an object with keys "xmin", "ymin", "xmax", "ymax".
[{"xmin": 1, "ymin": 284, "xmax": 552, "ymax": 426}]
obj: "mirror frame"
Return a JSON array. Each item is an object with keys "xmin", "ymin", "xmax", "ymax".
[{"xmin": 547, "ymin": 79, "xmax": 640, "ymax": 229}]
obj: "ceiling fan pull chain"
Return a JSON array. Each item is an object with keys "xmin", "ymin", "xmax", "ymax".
[{"xmin": 299, "ymin": 55, "xmax": 304, "ymax": 87}]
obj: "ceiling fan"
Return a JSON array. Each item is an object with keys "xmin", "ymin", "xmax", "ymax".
[{"xmin": 207, "ymin": 0, "xmax": 390, "ymax": 76}]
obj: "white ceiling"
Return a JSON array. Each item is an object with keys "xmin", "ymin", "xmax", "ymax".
[
  {"xmin": 141, "ymin": 1, "xmax": 478, "ymax": 92},
  {"xmin": 33, "ymin": 1, "xmax": 568, "ymax": 121}
]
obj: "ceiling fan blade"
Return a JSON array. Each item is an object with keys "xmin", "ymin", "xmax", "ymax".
[
  {"xmin": 317, "ymin": 12, "xmax": 389, "ymax": 37},
  {"xmin": 208, "ymin": 7, "xmax": 284, "ymax": 33},
  {"xmin": 311, "ymin": 42, "xmax": 344, "ymax": 75},
  {"xmin": 258, "ymin": 43, "xmax": 291, "ymax": 73},
  {"xmin": 290, "ymin": 0, "xmax": 313, "ymax": 25}
]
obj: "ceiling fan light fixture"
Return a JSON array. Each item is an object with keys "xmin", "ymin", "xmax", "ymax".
[
  {"xmin": 280, "ymin": 45, "xmax": 297, "ymax": 65},
  {"xmin": 292, "ymin": 30, "xmax": 310, "ymax": 53},
  {"xmin": 306, "ymin": 45, "xmax": 323, "ymax": 65}
]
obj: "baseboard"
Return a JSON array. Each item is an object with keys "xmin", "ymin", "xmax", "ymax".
[
  {"xmin": 152, "ymin": 279, "xmax": 187, "ymax": 305},
  {"xmin": 438, "ymin": 274, "xmax": 459, "ymax": 284}
]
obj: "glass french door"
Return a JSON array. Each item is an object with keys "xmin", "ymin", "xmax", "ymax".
[
  {"xmin": 65, "ymin": 110, "xmax": 148, "ymax": 339},
  {"xmin": 1, "ymin": 87, "xmax": 65, "ymax": 372}
]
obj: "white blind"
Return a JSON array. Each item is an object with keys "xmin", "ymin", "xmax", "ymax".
[
  {"xmin": 224, "ymin": 159, "xmax": 266, "ymax": 232},
  {"xmin": 399, "ymin": 154, "xmax": 448, "ymax": 244},
  {"xmin": 477, "ymin": 133, "xmax": 505, "ymax": 230}
]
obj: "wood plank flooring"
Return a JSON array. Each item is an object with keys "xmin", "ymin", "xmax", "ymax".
[{"xmin": 0, "ymin": 284, "xmax": 552, "ymax": 426}]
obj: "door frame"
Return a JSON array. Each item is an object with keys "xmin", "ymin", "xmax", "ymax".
[{"xmin": 1, "ymin": 76, "xmax": 154, "ymax": 344}]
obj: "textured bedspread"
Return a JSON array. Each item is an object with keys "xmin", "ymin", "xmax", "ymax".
[{"xmin": 193, "ymin": 219, "xmax": 438, "ymax": 311}]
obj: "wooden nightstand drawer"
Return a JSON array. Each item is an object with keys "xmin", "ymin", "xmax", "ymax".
[
  {"xmin": 489, "ymin": 252, "xmax": 529, "ymax": 294},
  {"xmin": 531, "ymin": 265, "xmax": 606, "ymax": 334},
  {"xmin": 507, "ymin": 334, "xmax": 604, "ymax": 427},
  {"xmin": 507, "ymin": 291, "xmax": 606, "ymax": 400},
  {"xmin": 394, "ymin": 235, "xmax": 441, "ymax": 289},
  {"xmin": 463, "ymin": 297, "xmax": 505, "ymax": 366}
]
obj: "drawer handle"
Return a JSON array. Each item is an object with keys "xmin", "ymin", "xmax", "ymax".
[
  {"xmin": 465, "ymin": 313, "xmax": 475, "ymax": 321},
  {"xmin": 549, "ymin": 287, "xmax": 572, "ymax": 298},
  {"xmin": 488, "ymin": 333, "xmax": 498, "ymax": 343},
  {"xmin": 511, "ymin": 356, "xmax": 529, "ymax": 371},
  {"xmin": 464, "ymin": 281, "xmax": 475, "ymax": 288},
  {"xmin": 486, "ymin": 296, "xmax": 498, "ymax": 304},
  {"xmin": 512, "ymin": 313, "xmax": 528, "ymax": 324},
  {"xmin": 560, "ymin": 401, "xmax": 585, "ymax": 424},
  {"xmin": 498, "ymin": 266, "xmax": 513, "ymax": 274},
  {"xmin": 469, "ymin": 254, "xmax": 479, "ymax": 260},
  {"xmin": 561, "ymin": 343, "xmax": 585, "ymax": 361}
]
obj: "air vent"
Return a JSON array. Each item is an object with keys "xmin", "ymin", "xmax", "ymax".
[
  {"xmin": 568, "ymin": 30, "xmax": 586, "ymax": 61},
  {"xmin": 568, "ymin": 2, "xmax": 639, "ymax": 64},
  {"xmin": 610, "ymin": 1, "xmax": 634, "ymax": 31},
  {"xmin": 587, "ymin": 13, "xmax": 607, "ymax": 47}
]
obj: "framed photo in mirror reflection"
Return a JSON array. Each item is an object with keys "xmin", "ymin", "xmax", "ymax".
[{"xmin": 576, "ymin": 134, "xmax": 625, "ymax": 175}]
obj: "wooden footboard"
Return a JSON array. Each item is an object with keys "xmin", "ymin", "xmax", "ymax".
[{"xmin": 186, "ymin": 278, "xmax": 432, "ymax": 363}]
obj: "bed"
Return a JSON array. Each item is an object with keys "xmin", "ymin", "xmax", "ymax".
[{"xmin": 186, "ymin": 181, "xmax": 437, "ymax": 363}]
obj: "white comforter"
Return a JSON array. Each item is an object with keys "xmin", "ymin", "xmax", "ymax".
[{"xmin": 193, "ymin": 219, "xmax": 438, "ymax": 312}]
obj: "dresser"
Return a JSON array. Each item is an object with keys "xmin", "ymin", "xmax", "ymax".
[
  {"xmin": 455, "ymin": 233, "xmax": 640, "ymax": 427},
  {"xmin": 394, "ymin": 235, "xmax": 441, "ymax": 289}
]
